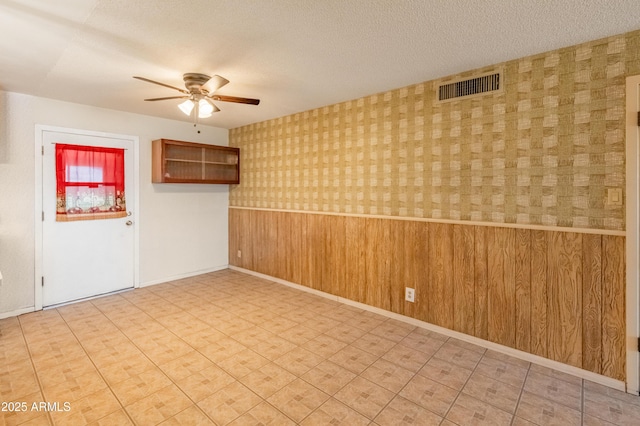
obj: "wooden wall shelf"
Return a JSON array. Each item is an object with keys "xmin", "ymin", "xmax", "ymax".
[{"xmin": 152, "ymin": 139, "xmax": 240, "ymax": 184}]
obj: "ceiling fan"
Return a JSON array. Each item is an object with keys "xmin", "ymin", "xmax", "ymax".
[{"xmin": 133, "ymin": 73, "xmax": 260, "ymax": 121}]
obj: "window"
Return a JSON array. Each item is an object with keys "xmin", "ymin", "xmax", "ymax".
[{"xmin": 55, "ymin": 144, "xmax": 126, "ymax": 222}]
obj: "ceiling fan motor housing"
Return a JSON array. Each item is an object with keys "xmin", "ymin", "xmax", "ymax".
[{"xmin": 183, "ymin": 73, "xmax": 211, "ymax": 92}]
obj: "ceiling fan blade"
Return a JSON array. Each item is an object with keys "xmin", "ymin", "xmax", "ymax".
[
  {"xmin": 203, "ymin": 74, "xmax": 230, "ymax": 93},
  {"xmin": 133, "ymin": 76, "xmax": 189, "ymax": 94},
  {"xmin": 210, "ymin": 94, "xmax": 260, "ymax": 105},
  {"xmin": 144, "ymin": 96, "xmax": 189, "ymax": 101}
]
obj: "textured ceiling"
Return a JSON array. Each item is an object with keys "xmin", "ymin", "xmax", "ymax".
[{"xmin": 1, "ymin": 0, "xmax": 640, "ymax": 129}]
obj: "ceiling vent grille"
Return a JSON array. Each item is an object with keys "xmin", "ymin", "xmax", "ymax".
[{"xmin": 437, "ymin": 71, "xmax": 502, "ymax": 102}]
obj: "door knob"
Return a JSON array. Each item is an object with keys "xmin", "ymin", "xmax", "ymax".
[{"xmin": 126, "ymin": 220, "xmax": 133, "ymax": 226}]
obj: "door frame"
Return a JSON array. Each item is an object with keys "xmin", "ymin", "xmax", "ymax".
[
  {"xmin": 626, "ymin": 75, "xmax": 640, "ymax": 395},
  {"xmin": 34, "ymin": 125, "xmax": 140, "ymax": 310}
]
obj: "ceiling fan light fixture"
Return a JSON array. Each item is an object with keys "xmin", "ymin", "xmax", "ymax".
[
  {"xmin": 198, "ymin": 98, "xmax": 214, "ymax": 118},
  {"xmin": 178, "ymin": 99, "xmax": 194, "ymax": 115}
]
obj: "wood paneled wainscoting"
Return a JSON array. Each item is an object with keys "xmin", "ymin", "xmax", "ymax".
[{"xmin": 229, "ymin": 208, "xmax": 626, "ymax": 381}]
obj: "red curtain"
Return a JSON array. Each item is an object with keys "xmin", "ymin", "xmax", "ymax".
[{"xmin": 55, "ymin": 144, "xmax": 127, "ymax": 221}]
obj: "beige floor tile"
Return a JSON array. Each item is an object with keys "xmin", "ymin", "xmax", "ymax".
[
  {"xmin": 35, "ymin": 356, "xmax": 97, "ymax": 389},
  {"xmin": 231, "ymin": 327, "xmax": 277, "ymax": 347},
  {"xmin": 398, "ymin": 330, "xmax": 446, "ymax": 356},
  {"xmin": 302, "ymin": 334, "xmax": 347, "ymax": 358},
  {"xmin": 0, "ymin": 339, "xmax": 31, "ymax": 365},
  {"xmin": 174, "ymin": 364, "xmax": 236, "ymax": 402},
  {"xmin": 446, "ymin": 393, "xmax": 513, "ymax": 425},
  {"xmin": 158, "ymin": 405, "xmax": 215, "ymax": 425},
  {"xmin": 474, "ymin": 353, "xmax": 529, "ymax": 388},
  {"xmin": 157, "ymin": 316, "xmax": 211, "ymax": 337},
  {"xmin": 399, "ymin": 374, "xmax": 458, "ymax": 417},
  {"xmin": 523, "ymin": 370, "xmax": 582, "ymax": 410},
  {"xmin": 198, "ymin": 336, "xmax": 248, "ymax": 363},
  {"xmin": 267, "ymin": 378, "xmax": 330, "ymax": 423},
  {"xmin": 511, "ymin": 416, "xmax": 537, "ymax": 425},
  {"xmin": 370, "ymin": 319, "xmax": 415, "ymax": 343},
  {"xmin": 528, "ymin": 363, "xmax": 583, "ymax": 387},
  {"xmin": 259, "ymin": 317, "xmax": 299, "ymax": 335},
  {"xmin": 110, "ymin": 367, "xmax": 172, "ymax": 407},
  {"xmin": 515, "ymin": 391, "xmax": 582, "ymax": 425},
  {"xmin": 304, "ymin": 316, "xmax": 342, "ymax": 334},
  {"xmin": 418, "ymin": 356, "xmax": 472, "ymax": 391},
  {"xmin": 21, "ymin": 323, "xmax": 71, "ymax": 344},
  {"xmin": 278, "ymin": 345, "xmax": 323, "ymax": 371},
  {"xmin": 584, "ymin": 386, "xmax": 640, "ymax": 425},
  {"xmin": 239, "ymin": 363, "xmax": 297, "ymax": 399},
  {"xmin": 214, "ymin": 317, "xmax": 256, "ymax": 336},
  {"xmin": 333, "ymin": 303, "xmax": 365, "ymax": 315},
  {"xmin": 11, "ymin": 413, "xmax": 52, "ymax": 426},
  {"xmin": 446, "ymin": 337, "xmax": 487, "ymax": 354},
  {"xmin": 65, "ymin": 318, "xmax": 120, "ymax": 340},
  {"xmin": 41, "ymin": 370, "xmax": 108, "ymax": 405},
  {"xmin": 49, "ymin": 388, "xmax": 121, "ymax": 426},
  {"xmin": 483, "ymin": 349, "xmax": 531, "ymax": 369},
  {"xmin": 0, "ymin": 361, "xmax": 42, "ymax": 400},
  {"xmin": 301, "ymin": 398, "xmax": 370, "ymax": 425},
  {"xmin": 584, "ymin": 380, "xmax": 640, "ymax": 407},
  {"xmin": 328, "ymin": 345, "xmax": 379, "ymax": 375},
  {"xmin": 228, "ymin": 401, "xmax": 296, "ymax": 426},
  {"xmin": 125, "ymin": 384, "xmax": 192, "ymax": 426},
  {"xmin": 157, "ymin": 350, "xmax": 214, "ymax": 382},
  {"xmin": 374, "ymin": 395, "xmax": 443, "ymax": 425},
  {"xmin": 132, "ymin": 333, "xmax": 193, "ymax": 365},
  {"xmin": 243, "ymin": 309, "xmax": 281, "ymax": 323},
  {"xmin": 217, "ymin": 348, "xmax": 271, "ymax": 378},
  {"xmin": 251, "ymin": 335, "xmax": 297, "ymax": 361},
  {"xmin": 29, "ymin": 341, "xmax": 87, "ymax": 370},
  {"xmin": 98, "ymin": 353, "xmax": 156, "ymax": 386},
  {"xmin": 324, "ymin": 323, "xmax": 367, "ymax": 344},
  {"xmin": 179, "ymin": 327, "xmax": 228, "ymax": 348},
  {"xmin": 79, "ymin": 331, "xmax": 131, "ymax": 355},
  {"xmin": 0, "ymin": 391, "xmax": 48, "ymax": 425},
  {"xmin": 360, "ymin": 358, "xmax": 415, "ymax": 393},
  {"xmin": 381, "ymin": 343, "xmax": 432, "ymax": 372},
  {"xmin": 274, "ymin": 324, "xmax": 322, "ymax": 346},
  {"xmin": 582, "ymin": 413, "xmax": 620, "ymax": 425},
  {"xmin": 462, "ymin": 371, "xmax": 522, "ymax": 413},
  {"xmin": 334, "ymin": 376, "xmax": 395, "ymax": 419},
  {"xmin": 5, "ymin": 271, "xmax": 640, "ymax": 426},
  {"xmin": 119, "ymin": 320, "xmax": 167, "ymax": 341},
  {"xmin": 433, "ymin": 340, "xmax": 483, "ymax": 370},
  {"xmin": 351, "ymin": 332, "xmax": 397, "ymax": 357},
  {"xmin": 197, "ymin": 381, "xmax": 263, "ymax": 426},
  {"xmin": 85, "ymin": 342, "xmax": 144, "ymax": 370},
  {"xmin": 300, "ymin": 361, "xmax": 357, "ymax": 395}
]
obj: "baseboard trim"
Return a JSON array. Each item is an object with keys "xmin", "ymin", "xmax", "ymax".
[
  {"xmin": 140, "ymin": 265, "xmax": 229, "ymax": 288},
  {"xmin": 229, "ymin": 265, "xmax": 627, "ymax": 393},
  {"xmin": 0, "ymin": 306, "xmax": 36, "ymax": 320}
]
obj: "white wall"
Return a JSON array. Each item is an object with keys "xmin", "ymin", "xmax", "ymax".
[{"xmin": 0, "ymin": 91, "xmax": 230, "ymax": 317}]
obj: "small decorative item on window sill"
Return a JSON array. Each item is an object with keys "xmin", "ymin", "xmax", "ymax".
[{"xmin": 55, "ymin": 143, "xmax": 127, "ymax": 222}]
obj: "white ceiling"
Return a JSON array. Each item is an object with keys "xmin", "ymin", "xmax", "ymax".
[{"xmin": 2, "ymin": 0, "xmax": 640, "ymax": 129}]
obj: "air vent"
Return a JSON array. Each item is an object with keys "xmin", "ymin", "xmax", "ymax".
[{"xmin": 437, "ymin": 71, "xmax": 502, "ymax": 102}]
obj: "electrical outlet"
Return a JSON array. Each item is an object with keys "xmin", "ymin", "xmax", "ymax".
[
  {"xmin": 405, "ymin": 287, "xmax": 415, "ymax": 303},
  {"xmin": 237, "ymin": 250, "xmax": 242, "ymax": 258}
]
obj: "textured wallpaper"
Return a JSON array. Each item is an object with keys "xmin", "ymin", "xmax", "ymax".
[{"xmin": 230, "ymin": 30, "xmax": 640, "ymax": 231}]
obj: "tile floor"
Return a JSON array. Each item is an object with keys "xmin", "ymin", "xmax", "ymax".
[{"xmin": 1, "ymin": 269, "xmax": 639, "ymax": 425}]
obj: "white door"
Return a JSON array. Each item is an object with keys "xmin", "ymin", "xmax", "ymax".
[{"xmin": 42, "ymin": 129, "xmax": 135, "ymax": 306}]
